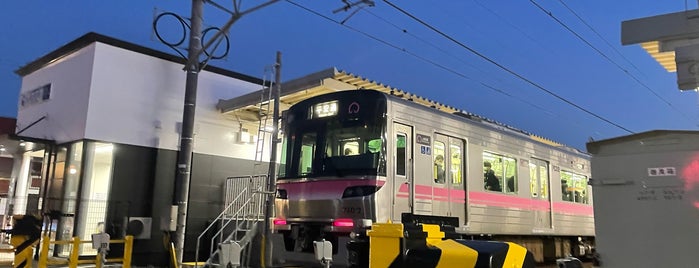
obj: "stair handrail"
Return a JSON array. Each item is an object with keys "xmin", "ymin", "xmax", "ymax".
[
  {"xmin": 207, "ymin": 191, "xmax": 259, "ymax": 258},
  {"xmin": 194, "ymin": 186, "xmax": 248, "ymax": 268}
]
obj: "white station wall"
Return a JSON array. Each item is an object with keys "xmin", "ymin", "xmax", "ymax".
[
  {"xmin": 17, "ymin": 45, "xmax": 96, "ymax": 143},
  {"xmin": 18, "ymin": 41, "xmax": 266, "ymax": 160},
  {"xmin": 87, "ymin": 43, "xmax": 262, "ymax": 159}
]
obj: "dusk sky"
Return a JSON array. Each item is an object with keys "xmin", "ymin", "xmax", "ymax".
[{"xmin": 1, "ymin": 1, "xmax": 698, "ymax": 151}]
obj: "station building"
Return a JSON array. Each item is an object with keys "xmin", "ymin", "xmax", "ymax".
[{"xmin": 9, "ymin": 32, "xmax": 430, "ymax": 265}]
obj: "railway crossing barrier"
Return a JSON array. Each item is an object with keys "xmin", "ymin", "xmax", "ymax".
[
  {"xmin": 359, "ymin": 222, "xmax": 536, "ymax": 268},
  {"xmin": 6, "ymin": 214, "xmax": 43, "ymax": 268}
]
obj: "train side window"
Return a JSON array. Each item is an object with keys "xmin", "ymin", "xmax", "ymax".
[
  {"xmin": 396, "ymin": 134, "xmax": 406, "ymax": 176},
  {"xmin": 561, "ymin": 171, "xmax": 588, "ymax": 204},
  {"xmin": 538, "ymin": 164, "xmax": 548, "ymax": 198},
  {"xmin": 433, "ymin": 141, "xmax": 446, "ymax": 184},
  {"xmin": 504, "ymin": 157, "xmax": 518, "ymax": 194},
  {"xmin": 483, "ymin": 152, "xmax": 516, "ymax": 193},
  {"xmin": 450, "ymin": 144, "xmax": 462, "ymax": 185}
]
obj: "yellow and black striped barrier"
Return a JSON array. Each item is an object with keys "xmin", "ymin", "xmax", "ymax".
[
  {"xmin": 366, "ymin": 222, "xmax": 535, "ymax": 268},
  {"xmin": 9, "ymin": 215, "xmax": 42, "ymax": 268},
  {"xmin": 11, "ymin": 234, "xmax": 39, "ymax": 268}
]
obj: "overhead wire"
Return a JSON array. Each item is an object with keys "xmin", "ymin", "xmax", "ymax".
[
  {"xmin": 285, "ymin": 0, "xmax": 560, "ymax": 118},
  {"xmin": 555, "ymin": 0, "xmax": 645, "ymax": 75},
  {"xmin": 362, "ymin": 8, "xmax": 506, "ymax": 83},
  {"xmin": 529, "ymin": 0, "xmax": 697, "ymax": 127},
  {"xmin": 472, "ymin": 0, "xmax": 553, "ymax": 57},
  {"xmin": 382, "ymin": 0, "xmax": 634, "ymax": 134},
  {"xmin": 285, "ymin": 0, "xmax": 617, "ymax": 137}
]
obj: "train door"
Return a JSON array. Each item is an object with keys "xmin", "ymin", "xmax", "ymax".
[
  {"xmin": 393, "ymin": 123, "xmax": 413, "ymax": 221},
  {"xmin": 433, "ymin": 134, "xmax": 466, "ymax": 222},
  {"xmin": 432, "ymin": 135, "xmax": 449, "ymax": 217},
  {"xmin": 529, "ymin": 158, "xmax": 552, "ymax": 230},
  {"xmin": 449, "ymin": 138, "xmax": 466, "ymax": 225}
]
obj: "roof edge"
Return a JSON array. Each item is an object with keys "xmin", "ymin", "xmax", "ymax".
[
  {"xmin": 586, "ymin": 129, "xmax": 699, "ymax": 153},
  {"xmin": 216, "ymin": 67, "xmax": 339, "ymax": 112},
  {"xmin": 15, "ymin": 32, "xmax": 262, "ymax": 85}
]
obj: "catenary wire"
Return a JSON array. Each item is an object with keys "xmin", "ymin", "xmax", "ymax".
[
  {"xmin": 555, "ymin": 0, "xmax": 644, "ymax": 75},
  {"xmin": 472, "ymin": 0, "xmax": 554, "ymax": 57},
  {"xmin": 529, "ymin": 0, "xmax": 697, "ymax": 127},
  {"xmin": 362, "ymin": 8, "xmax": 508, "ymax": 84},
  {"xmin": 382, "ymin": 0, "xmax": 634, "ymax": 134},
  {"xmin": 284, "ymin": 0, "xmax": 558, "ymax": 118},
  {"xmin": 285, "ymin": 0, "xmax": 624, "ymax": 141}
]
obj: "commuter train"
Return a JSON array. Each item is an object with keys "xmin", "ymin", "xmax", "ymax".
[{"xmin": 271, "ymin": 89, "xmax": 594, "ymax": 262}]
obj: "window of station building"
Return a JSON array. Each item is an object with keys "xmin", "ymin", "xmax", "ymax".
[
  {"xmin": 483, "ymin": 152, "xmax": 516, "ymax": 193},
  {"xmin": 76, "ymin": 142, "xmax": 114, "ymax": 254},
  {"xmin": 433, "ymin": 142, "xmax": 446, "ymax": 184},
  {"xmin": 396, "ymin": 134, "xmax": 406, "ymax": 176},
  {"xmin": 450, "ymin": 144, "xmax": 462, "ymax": 185},
  {"xmin": 561, "ymin": 171, "xmax": 589, "ymax": 204},
  {"xmin": 299, "ymin": 133, "xmax": 317, "ymax": 176}
]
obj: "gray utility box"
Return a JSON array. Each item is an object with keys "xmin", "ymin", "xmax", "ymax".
[{"xmin": 587, "ymin": 130, "xmax": 699, "ymax": 268}]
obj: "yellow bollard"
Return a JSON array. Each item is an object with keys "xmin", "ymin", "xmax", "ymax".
[
  {"xmin": 38, "ymin": 235, "xmax": 50, "ymax": 267},
  {"xmin": 123, "ymin": 235, "xmax": 133, "ymax": 268},
  {"xmin": 169, "ymin": 242, "xmax": 179, "ymax": 268},
  {"xmin": 96, "ymin": 250, "xmax": 103, "ymax": 268},
  {"xmin": 366, "ymin": 223, "xmax": 404, "ymax": 268},
  {"xmin": 69, "ymin": 237, "xmax": 81, "ymax": 268}
]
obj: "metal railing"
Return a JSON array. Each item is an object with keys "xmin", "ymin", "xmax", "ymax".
[
  {"xmin": 194, "ymin": 175, "xmax": 267, "ymax": 267},
  {"xmin": 35, "ymin": 235, "xmax": 133, "ymax": 268}
]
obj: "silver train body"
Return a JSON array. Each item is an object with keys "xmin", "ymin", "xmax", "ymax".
[{"xmin": 272, "ymin": 90, "xmax": 594, "ymax": 261}]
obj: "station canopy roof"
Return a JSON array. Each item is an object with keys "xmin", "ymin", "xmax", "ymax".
[{"xmin": 216, "ymin": 67, "xmax": 462, "ymax": 122}]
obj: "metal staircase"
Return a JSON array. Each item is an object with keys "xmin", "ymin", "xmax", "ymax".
[
  {"xmin": 192, "ymin": 67, "xmax": 276, "ymax": 267},
  {"xmin": 194, "ymin": 175, "xmax": 266, "ymax": 267}
]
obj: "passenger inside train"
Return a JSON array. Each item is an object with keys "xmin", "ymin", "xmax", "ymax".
[
  {"xmin": 434, "ymin": 154, "xmax": 446, "ymax": 183},
  {"xmin": 484, "ymin": 162, "xmax": 501, "ymax": 191},
  {"xmin": 561, "ymin": 179, "xmax": 572, "ymax": 201}
]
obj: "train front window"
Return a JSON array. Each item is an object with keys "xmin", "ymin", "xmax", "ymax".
[
  {"xmin": 299, "ymin": 133, "xmax": 317, "ymax": 176},
  {"xmin": 321, "ymin": 120, "xmax": 384, "ymax": 176},
  {"xmin": 279, "ymin": 118, "xmax": 386, "ymax": 179},
  {"xmin": 279, "ymin": 91, "xmax": 388, "ymax": 179}
]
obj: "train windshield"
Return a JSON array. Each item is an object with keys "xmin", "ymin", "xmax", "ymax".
[{"xmin": 278, "ymin": 91, "xmax": 387, "ymax": 179}]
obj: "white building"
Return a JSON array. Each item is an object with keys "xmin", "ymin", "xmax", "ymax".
[{"xmin": 14, "ymin": 32, "xmax": 265, "ymax": 265}]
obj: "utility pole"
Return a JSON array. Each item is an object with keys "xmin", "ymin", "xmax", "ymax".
[
  {"xmin": 170, "ymin": 0, "xmax": 282, "ymax": 264},
  {"xmin": 261, "ymin": 51, "xmax": 281, "ymax": 267},
  {"xmin": 173, "ymin": 0, "xmax": 203, "ymax": 264}
]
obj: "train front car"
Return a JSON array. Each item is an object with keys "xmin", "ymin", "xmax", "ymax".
[{"xmin": 272, "ymin": 90, "xmax": 388, "ymax": 257}]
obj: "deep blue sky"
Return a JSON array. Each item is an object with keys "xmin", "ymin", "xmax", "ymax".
[{"xmin": 1, "ymin": 1, "xmax": 697, "ymax": 151}]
